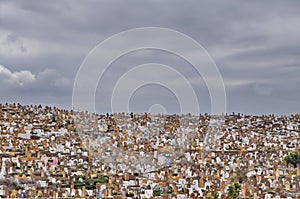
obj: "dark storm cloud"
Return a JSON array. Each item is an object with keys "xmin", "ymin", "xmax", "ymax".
[{"xmin": 0, "ymin": 0, "xmax": 300, "ymax": 114}]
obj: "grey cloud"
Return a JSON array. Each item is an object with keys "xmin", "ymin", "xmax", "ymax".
[
  {"xmin": 0, "ymin": 0, "xmax": 299, "ymax": 114},
  {"xmin": 0, "ymin": 64, "xmax": 35, "ymax": 86},
  {"xmin": 0, "ymin": 64, "xmax": 72, "ymax": 108},
  {"xmin": 5, "ymin": 33, "xmax": 27, "ymax": 52}
]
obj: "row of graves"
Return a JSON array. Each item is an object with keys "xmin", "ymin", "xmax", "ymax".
[{"xmin": 0, "ymin": 103, "xmax": 299, "ymax": 198}]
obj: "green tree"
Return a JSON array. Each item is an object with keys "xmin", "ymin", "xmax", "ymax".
[
  {"xmin": 213, "ymin": 191, "xmax": 219, "ymax": 199},
  {"xmin": 284, "ymin": 151, "xmax": 300, "ymax": 168},
  {"xmin": 153, "ymin": 189, "xmax": 162, "ymax": 196},
  {"xmin": 227, "ymin": 182, "xmax": 241, "ymax": 199}
]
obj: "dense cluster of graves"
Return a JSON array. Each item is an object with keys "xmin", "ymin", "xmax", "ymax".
[{"xmin": 0, "ymin": 103, "xmax": 299, "ymax": 198}]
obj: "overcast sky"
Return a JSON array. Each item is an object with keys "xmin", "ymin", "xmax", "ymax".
[{"xmin": 0, "ymin": 0, "xmax": 300, "ymax": 115}]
